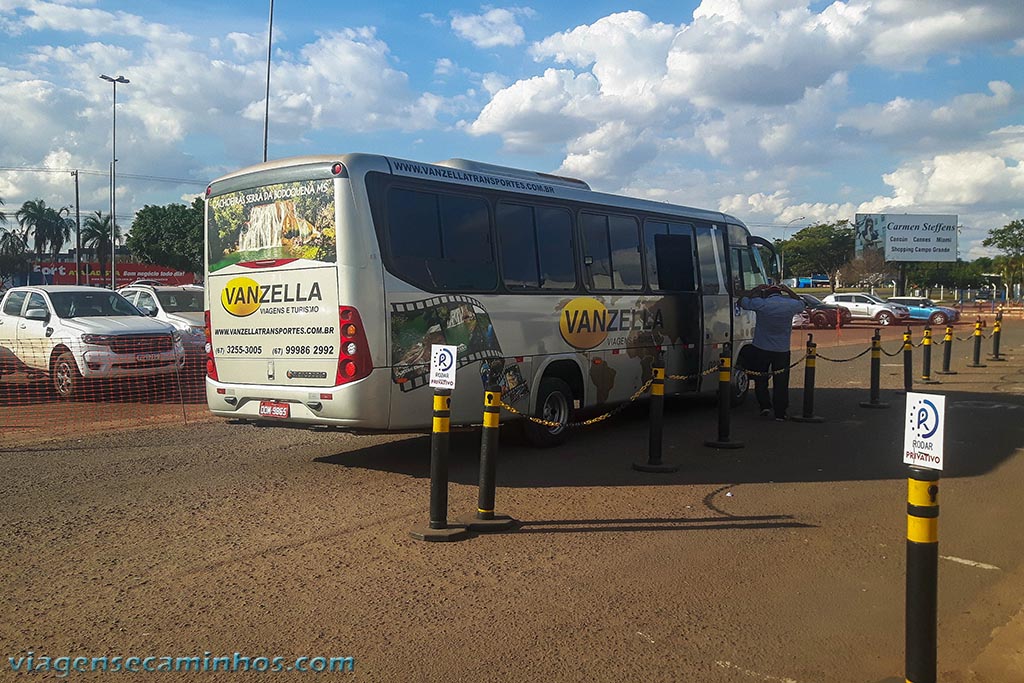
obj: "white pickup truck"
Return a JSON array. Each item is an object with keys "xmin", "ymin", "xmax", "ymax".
[{"xmin": 0, "ymin": 285, "xmax": 185, "ymax": 399}]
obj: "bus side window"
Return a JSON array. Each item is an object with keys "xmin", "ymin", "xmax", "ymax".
[
  {"xmin": 730, "ymin": 247, "xmax": 766, "ymax": 293},
  {"xmin": 386, "ymin": 186, "xmax": 496, "ymax": 292},
  {"xmin": 536, "ymin": 207, "xmax": 575, "ymax": 289},
  {"xmin": 645, "ymin": 220, "xmax": 696, "ymax": 291},
  {"xmin": 497, "ymin": 202, "xmax": 540, "ymax": 289},
  {"xmin": 582, "ymin": 212, "xmax": 641, "ymax": 291},
  {"xmin": 695, "ymin": 226, "xmax": 724, "ymax": 295}
]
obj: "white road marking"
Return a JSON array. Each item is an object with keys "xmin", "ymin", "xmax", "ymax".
[
  {"xmin": 940, "ymin": 555, "xmax": 1001, "ymax": 571},
  {"xmin": 636, "ymin": 631, "xmax": 655, "ymax": 643},
  {"xmin": 715, "ymin": 660, "xmax": 802, "ymax": 682}
]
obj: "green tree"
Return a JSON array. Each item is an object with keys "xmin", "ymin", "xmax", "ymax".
[
  {"xmin": 781, "ymin": 220, "xmax": 855, "ymax": 292},
  {"xmin": 15, "ymin": 199, "xmax": 71, "ymax": 257},
  {"xmin": 126, "ymin": 197, "xmax": 203, "ymax": 273},
  {"xmin": 81, "ymin": 211, "xmax": 121, "ymax": 283},
  {"xmin": 982, "ymin": 219, "xmax": 1024, "ymax": 287}
]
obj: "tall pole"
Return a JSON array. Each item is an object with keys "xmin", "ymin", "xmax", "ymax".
[
  {"xmin": 71, "ymin": 170, "xmax": 81, "ymax": 285},
  {"xmin": 263, "ymin": 0, "xmax": 274, "ymax": 163},
  {"xmin": 100, "ymin": 74, "xmax": 129, "ymax": 289}
]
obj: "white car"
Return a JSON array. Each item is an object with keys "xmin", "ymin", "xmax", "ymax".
[
  {"xmin": 118, "ymin": 283, "xmax": 206, "ymax": 373},
  {"xmin": 822, "ymin": 293, "xmax": 911, "ymax": 326},
  {"xmin": 0, "ymin": 285, "xmax": 185, "ymax": 399}
]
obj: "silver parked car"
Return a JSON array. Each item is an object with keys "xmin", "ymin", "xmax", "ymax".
[
  {"xmin": 0, "ymin": 285, "xmax": 185, "ymax": 399},
  {"xmin": 822, "ymin": 292, "xmax": 911, "ymax": 326},
  {"xmin": 118, "ymin": 283, "xmax": 206, "ymax": 373}
]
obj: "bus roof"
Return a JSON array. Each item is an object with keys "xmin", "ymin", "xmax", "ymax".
[{"xmin": 208, "ymin": 153, "xmax": 746, "ymax": 229}]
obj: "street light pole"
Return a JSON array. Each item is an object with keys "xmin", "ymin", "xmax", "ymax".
[
  {"xmin": 780, "ymin": 216, "xmax": 805, "ymax": 280},
  {"xmin": 100, "ymin": 73, "xmax": 129, "ymax": 289},
  {"xmin": 263, "ymin": 0, "xmax": 274, "ymax": 162},
  {"xmin": 71, "ymin": 170, "xmax": 81, "ymax": 285}
]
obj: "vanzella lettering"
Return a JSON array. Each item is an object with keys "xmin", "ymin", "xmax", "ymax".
[
  {"xmin": 563, "ymin": 307, "xmax": 663, "ymax": 334},
  {"xmin": 224, "ymin": 282, "xmax": 322, "ymax": 306}
]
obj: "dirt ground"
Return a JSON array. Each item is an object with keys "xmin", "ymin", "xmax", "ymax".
[{"xmin": 1, "ymin": 319, "xmax": 1022, "ymax": 682}]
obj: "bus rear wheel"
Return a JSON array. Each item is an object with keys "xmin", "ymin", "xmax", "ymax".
[{"xmin": 523, "ymin": 377, "xmax": 573, "ymax": 448}]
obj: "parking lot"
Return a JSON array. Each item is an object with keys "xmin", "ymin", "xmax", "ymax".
[{"xmin": 1, "ymin": 319, "xmax": 1022, "ymax": 681}]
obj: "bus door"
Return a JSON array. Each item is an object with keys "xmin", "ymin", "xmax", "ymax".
[
  {"xmin": 728, "ymin": 237, "xmax": 767, "ymax": 349},
  {"xmin": 644, "ymin": 220, "xmax": 701, "ymax": 391},
  {"xmin": 695, "ymin": 225, "xmax": 730, "ymax": 385}
]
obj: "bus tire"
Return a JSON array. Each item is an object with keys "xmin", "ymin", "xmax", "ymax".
[
  {"xmin": 731, "ymin": 361, "xmax": 750, "ymax": 407},
  {"xmin": 523, "ymin": 377, "xmax": 573, "ymax": 448}
]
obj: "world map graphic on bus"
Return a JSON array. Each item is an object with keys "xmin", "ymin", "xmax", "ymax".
[{"xmin": 207, "ymin": 179, "xmax": 337, "ymax": 273}]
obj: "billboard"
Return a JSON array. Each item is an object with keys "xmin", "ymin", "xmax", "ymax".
[
  {"xmin": 26, "ymin": 262, "xmax": 196, "ymax": 287},
  {"xmin": 855, "ymin": 214, "xmax": 958, "ymax": 262}
]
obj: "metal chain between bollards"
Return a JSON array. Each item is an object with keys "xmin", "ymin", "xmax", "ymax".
[
  {"xmin": 744, "ymin": 354, "xmax": 808, "ymax": 376},
  {"xmin": 501, "ymin": 377, "xmax": 655, "ymax": 429},
  {"xmin": 817, "ymin": 347, "xmax": 872, "ymax": 363}
]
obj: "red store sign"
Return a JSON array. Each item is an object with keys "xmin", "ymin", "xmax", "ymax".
[{"xmin": 32, "ymin": 262, "xmax": 196, "ymax": 287}]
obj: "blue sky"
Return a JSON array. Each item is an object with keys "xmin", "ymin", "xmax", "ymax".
[{"xmin": 0, "ymin": 0, "xmax": 1022, "ymax": 260}]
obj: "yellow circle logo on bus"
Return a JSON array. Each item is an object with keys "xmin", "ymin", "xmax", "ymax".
[
  {"xmin": 221, "ymin": 276, "xmax": 262, "ymax": 317},
  {"xmin": 559, "ymin": 297, "xmax": 609, "ymax": 350}
]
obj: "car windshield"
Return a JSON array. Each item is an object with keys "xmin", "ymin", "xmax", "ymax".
[
  {"xmin": 801, "ymin": 294, "xmax": 824, "ymax": 305},
  {"xmin": 156, "ymin": 290, "xmax": 204, "ymax": 313},
  {"xmin": 50, "ymin": 291, "xmax": 142, "ymax": 318},
  {"xmin": 863, "ymin": 294, "xmax": 886, "ymax": 304}
]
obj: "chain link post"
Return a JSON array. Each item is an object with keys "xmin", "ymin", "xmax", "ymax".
[
  {"xmin": 906, "ymin": 468, "xmax": 940, "ymax": 683},
  {"xmin": 936, "ymin": 325, "xmax": 956, "ymax": 375},
  {"xmin": 967, "ymin": 318, "xmax": 986, "ymax": 368},
  {"xmin": 411, "ymin": 389, "xmax": 468, "ymax": 542},
  {"xmin": 704, "ymin": 343, "xmax": 744, "ymax": 449},
  {"xmin": 792, "ymin": 334, "xmax": 823, "ymax": 423},
  {"xmin": 462, "ymin": 377, "xmax": 517, "ymax": 532},
  {"xmin": 989, "ymin": 310, "xmax": 1005, "ymax": 361},
  {"xmin": 920, "ymin": 326, "xmax": 940, "ymax": 385},
  {"xmin": 860, "ymin": 329, "xmax": 890, "ymax": 409},
  {"xmin": 635, "ymin": 351, "xmax": 679, "ymax": 472}
]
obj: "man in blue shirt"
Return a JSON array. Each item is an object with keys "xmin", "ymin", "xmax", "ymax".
[{"xmin": 738, "ymin": 284, "xmax": 806, "ymax": 421}]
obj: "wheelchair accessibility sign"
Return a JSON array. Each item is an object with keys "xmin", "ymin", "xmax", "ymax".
[
  {"xmin": 904, "ymin": 392, "xmax": 945, "ymax": 470},
  {"xmin": 429, "ymin": 344, "xmax": 458, "ymax": 389}
]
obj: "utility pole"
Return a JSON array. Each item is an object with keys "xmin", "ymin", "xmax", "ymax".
[{"xmin": 71, "ymin": 170, "xmax": 81, "ymax": 285}]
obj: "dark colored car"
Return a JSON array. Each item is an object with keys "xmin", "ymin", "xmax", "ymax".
[{"xmin": 799, "ymin": 294, "xmax": 852, "ymax": 328}]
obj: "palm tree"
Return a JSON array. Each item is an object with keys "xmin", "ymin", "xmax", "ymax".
[
  {"xmin": 15, "ymin": 199, "xmax": 71, "ymax": 257},
  {"xmin": 81, "ymin": 211, "xmax": 121, "ymax": 284},
  {"xmin": 0, "ymin": 196, "xmax": 7, "ymax": 225}
]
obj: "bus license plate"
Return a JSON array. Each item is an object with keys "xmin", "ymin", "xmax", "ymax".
[{"xmin": 259, "ymin": 401, "xmax": 290, "ymax": 419}]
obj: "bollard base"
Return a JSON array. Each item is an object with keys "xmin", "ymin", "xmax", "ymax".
[
  {"xmin": 966, "ymin": 363, "xmax": 987, "ymax": 368},
  {"xmin": 791, "ymin": 415, "xmax": 824, "ymax": 423},
  {"xmin": 704, "ymin": 439, "xmax": 745, "ymax": 449},
  {"xmin": 859, "ymin": 400, "xmax": 891, "ymax": 409},
  {"xmin": 920, "ymin": 379, "xmax": 942, "ymax": 385},
  {"xmin": 988, "ymin": 357, "xmax": 1007, "ymax": 362},
  {"xmin": 633, "ymin": 461, "xmax": 679, "ymax": 473},
  {"xmin": 460, "ymin": 514, "xmax": 518, "ymax": 532},
  {"xmin": 409, "ymin": 525, "xmax": 469, "ymax": 542},
  {"xmin": 934, "ymin": 370, "xmax": 958, "ymax": 375}
]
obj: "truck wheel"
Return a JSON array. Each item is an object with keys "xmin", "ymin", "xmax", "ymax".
[
  {"xmin": 523, "ymin": 377, "xmax": 573, "ymax": 448},
  {"xmin": 52, "ymin": 351, "xmax": 82, "ymax": 400}
]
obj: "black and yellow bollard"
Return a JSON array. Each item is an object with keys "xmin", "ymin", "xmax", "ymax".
[
  {"xmin": 704, "ymin": 344, "xmax": 744, "ymax": 449},
  {"xmin": 906, "ymin": 468, "xmax": 940, "ymax": 683},
  {"xmin": 919, "ymin": 326, "xmax": 940, "ymax": 385},
  {"xmin": 634, "ymin": 354, "xmax": 679, "ymax": 472},
  {"xmin": 989, "ymin": 311, "xmax": 1005, "ymax": 361},
  {"xmin": 411, "ymin": 389, "xmax": 468, "ymax": 542},
  {"xmin": 967, "ymin": 318, "xmax": 986, "ymax": 368},
  {"xmin": 860, "ymin": 329, "xmax": 890, "ymax": 409},
  {"xmin": 463, "ymin": 384, "xmax": 517, "ymax": 531},
  {"xmin": 899, "ymin": 327, "xmax": 914, "ymax": 394},
  {"xmin": 792, "ymin": 334, "xmax": 823, "ymax": 423},
  {"xmin": 936, "ymin": 325, "xmax": 956, "ymax": 375}
]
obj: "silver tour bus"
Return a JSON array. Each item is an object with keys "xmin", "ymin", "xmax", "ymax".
[{"xmin": 204, "ymin": 154, "xmax": 776, "ymax": 445}]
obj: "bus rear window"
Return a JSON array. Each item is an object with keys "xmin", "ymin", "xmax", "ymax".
[{"xmin": 206, "ymin": 178, "xmax": 337, "ymax": 273}]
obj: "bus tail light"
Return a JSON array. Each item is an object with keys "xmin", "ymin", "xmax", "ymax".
[
  {"xmin": 204, "ymin": 310, "xmax": 219, "ymax": 381},
  {"xmin": 337, "ymin": 306, "xmax": 371, "ymax": 385}
]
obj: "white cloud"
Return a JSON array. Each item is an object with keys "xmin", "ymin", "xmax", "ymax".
[
  {"xmin": 451, "ymin": 7, "xmax": 535, "ymax": 49},
  {"xmin": 838, "ymin": 82, "xmax": 1015, "ymax": 147}
]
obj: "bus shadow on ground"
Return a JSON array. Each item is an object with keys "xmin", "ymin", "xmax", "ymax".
[{"xmin": 315, "ymin": 385, "xmax": 1024, "ymax": 488}]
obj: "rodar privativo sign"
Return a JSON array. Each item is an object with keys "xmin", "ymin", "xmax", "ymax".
[{"xmin": 855, "ymin": 214, "xmax": 958, "ymax": 263}]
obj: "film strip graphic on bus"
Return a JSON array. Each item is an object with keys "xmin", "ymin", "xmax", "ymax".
[{"xmin": 390, "ymin": 294, "xmax": 506, "ymax": 393}]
